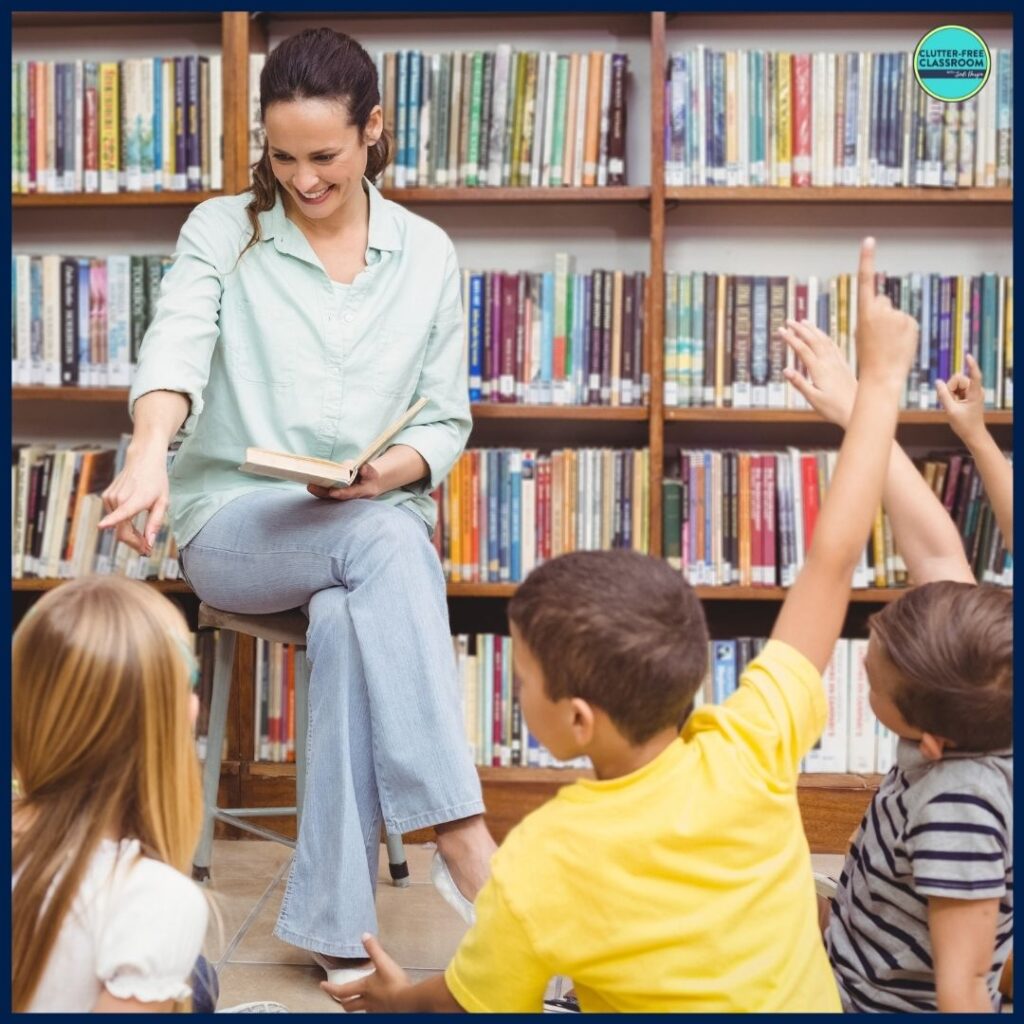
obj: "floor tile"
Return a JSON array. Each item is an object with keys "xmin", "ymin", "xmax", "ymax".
[
  {"xmin": 229, "ymin": 868, "xmax": 468, "ymax": 971},
  {"xmin": 216, "ymin": 962, "xmax": 440, "ymax": 1013},
  {"xmin": 202, "ymin": 840, "xmax": 292, "ymax": 963}
]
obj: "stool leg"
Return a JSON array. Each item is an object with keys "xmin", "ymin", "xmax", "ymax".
[
  {"xmin": 192, "ymin": 630, "xmax": 236, "ymax": 882},
  {"xmin": 385, "ymin": 832, "xmax": 410, "ymax": 888},
  {"xmin": 294, "ymin": 648, "xmax": 309, "ymax": 829}
]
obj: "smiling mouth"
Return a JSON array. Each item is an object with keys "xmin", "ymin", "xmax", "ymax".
[{"xmin": 297, "ymin": 185, "xmax": 334, "ymax": 202}]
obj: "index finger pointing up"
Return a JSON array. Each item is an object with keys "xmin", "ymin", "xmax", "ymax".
[{"xmin": 857, "ymin": 237, "xmax": 876, "ymax": 314}]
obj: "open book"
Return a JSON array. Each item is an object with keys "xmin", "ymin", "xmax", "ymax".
[{"xmin": 239, "ymin": 396, "xmax": 429, "ymax": 489}]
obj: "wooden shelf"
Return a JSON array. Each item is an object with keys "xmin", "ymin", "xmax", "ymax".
[
  {"xmin": 666, "ymin": 408, "xmax": 1013, "ymax": 427},
  {"xmin": 238, "ymin": 761, "xmax": 881, "ymax": 849},
  {"xmin": 13, "ymin": 11, "xmax": 222, "ymax": 27},
  {"xmin": 13, "ymin": 191, "xmax": 225, "ymax": 209},
  {"xmin": 13, "ymin": 387, "xmax": 130, "ymax": 403},
  {"xmin": 471, "ymin": 403, "xmax": 648, "ymax": 421},
  {"xmin": 380, "ymin": 186, "xmax": 649, "ymax": 204},
  {"xmin": 666, "ymin": 186, "xmax": 1012, "ymax": 204},
  {"xmin": 11, "ymin": 389, "xmax": 653, "ymax": 421},
  {"xmin": 12, "ymin": 389, "xmax": 1015, "ymax": 432},
  {"xmin": 446, "ymin": 582, "xmax": 518, "ymax": 598},
  {"xmin": 695, "ymin": 586, "xmax": 907, "ymax": 603},
  {"xmin": 12, "ymin": 578, "xmax": 191, "ymax": 593}
]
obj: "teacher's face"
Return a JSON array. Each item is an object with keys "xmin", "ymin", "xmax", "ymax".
[{"xmin": 264, "ymin": 97, "xmax": 382, "ymax": 221}]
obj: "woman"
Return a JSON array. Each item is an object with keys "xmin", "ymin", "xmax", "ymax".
[{"xmin": 100, "ymin": 28, "xmax": 495, "ymax": 984}]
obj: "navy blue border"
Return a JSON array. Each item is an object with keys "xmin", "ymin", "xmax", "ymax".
[{"xmin": 6, "ymin": 4, "xmax": 1017, "ymax": 1020}]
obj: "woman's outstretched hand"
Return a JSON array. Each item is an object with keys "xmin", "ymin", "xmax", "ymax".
[{"xmin": 98, "ymin": 445, "xmax": 171, "ymax": 555}]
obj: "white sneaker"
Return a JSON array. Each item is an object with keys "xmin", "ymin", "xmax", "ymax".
[
  {"xmin": 430, "ymin": 851, "xmax": 476, "ymax": 925},
  {"xmin": 216, "ymin": 1001, "xmax": 289, "ymax": 1013}
]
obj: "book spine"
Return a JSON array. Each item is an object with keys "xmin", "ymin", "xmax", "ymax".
[
  {"xmin": 174, "ymin": 57, "xmax": 187, "ymax": 190},
  {"xmin": 59, "ymin": 258, "xmax": 78, "ymax": 385},
  {"xmin": 98, "ymin": 62, "xmax": 119, "ymax": 193},
  {"xmin": 791, "ymin": 53, "xmax": 811, "ymax": 187},
  {"xmin": 185, "ymin": 55, "xmax": 201, "ymax": 189}
]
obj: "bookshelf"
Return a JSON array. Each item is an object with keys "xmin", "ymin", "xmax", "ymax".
[{"xmin": 12, "ymin": 11, "xmax": 1013, "ymax": 852}]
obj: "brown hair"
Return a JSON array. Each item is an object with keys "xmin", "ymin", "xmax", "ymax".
[
  {"xmin": 12, "ymin": 577, "xmax": 204, "ymax": 1011},
  {"xmin": 244, "ymin": 28, "xmax": 393, "ymax": 254},
  {"xmin": 869, "ymin": 581, "xmax": 1013, "ymax": 751},
  {"xmin": 507, "ymin": 550, "xmax": 709, "ymax": 744}
]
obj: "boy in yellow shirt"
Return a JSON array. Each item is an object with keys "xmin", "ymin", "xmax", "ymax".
[{"xmin": 324, "ymin": 238, "xmax": 921, "ymax": 1012}]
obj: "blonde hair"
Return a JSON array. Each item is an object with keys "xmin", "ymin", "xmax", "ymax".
[{"xmin": 11, "ymin": 577, "xmax": 204, "ymax": 1012}]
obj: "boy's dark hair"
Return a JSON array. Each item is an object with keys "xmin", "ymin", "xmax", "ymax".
[
  {"xmin": 507, "ymin": 550, "xmax": 709, "ymax": 744},
  {"xmin": 869, "ymin": 581, "xmax": 1012, "ymax": 751},
  {"xmin": 245, "ymin": 28, "xmax": 392, "ymax": 253}
]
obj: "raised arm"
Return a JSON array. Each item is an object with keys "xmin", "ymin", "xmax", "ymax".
[
  {"xmin": 772, "ymin": 239, "xmax": 919, "ymax": 671},
  {"xmin": 937, "ymin": 354, "xmax": 1013, "ymax": 553},
  {"xmin": 781, "ymin": 320, "xmax": 974, "ymax": 585}
]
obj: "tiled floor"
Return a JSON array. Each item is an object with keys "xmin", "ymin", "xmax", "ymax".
[
  {"xmin": 204, "ymin": 840, "xmax": 848, "ymax": 1012},
  {"xmin": 205, "ymin": 840, "xmax": 466, "ymax": 1012}
]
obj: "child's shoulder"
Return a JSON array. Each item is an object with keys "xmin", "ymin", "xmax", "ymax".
[
  {"xmin": 96, "ymin": 839, "xmax": 207, "ymax": 930},
  {"xmin": 902, "ymin": 747, "xmax": 1013, "ymax": 820}
]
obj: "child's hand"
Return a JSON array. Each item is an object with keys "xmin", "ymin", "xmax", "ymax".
[
  {"xmin": 853, "ymin": 237, "xmax": 919, "ymax": 388},
  {"xmin": 936, "ymin": 353, "xmax": 987, "ymax": 446},
  {"xmin": 781, "ymin": 320, "xmax": 858, "ymax": 428},
  {"xmin": 320, "ymin": 934, "xmax": 410, "ymax": 1013}
]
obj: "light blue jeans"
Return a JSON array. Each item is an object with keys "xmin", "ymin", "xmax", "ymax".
[{"xmin": 181, "ymin": 489, "xmax": 484, "ymax": 956}]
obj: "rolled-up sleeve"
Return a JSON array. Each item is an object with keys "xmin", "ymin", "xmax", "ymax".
[
  {"xmin": 128, "ymin": 200, "xmax": 232, "ymax": 442},
  {"xmin": 392, "ymin": 238, "xmax": 472, "ymax": 491}
]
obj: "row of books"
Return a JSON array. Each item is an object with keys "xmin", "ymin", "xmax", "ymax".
[
  {"xmin": 461, "ymin": 262, "xmax": 648, "ymax": 406},
  {"xmin": 453, "ymin": 632, "xmax": 897, "ymax": 773},
  {"xmin": 662, "ymin": 448, "xmax": 1012, "ymax": 589},
  {"xmin": 664, "ymin": 48, "xmax": 1014, "ymax": 188},
  {"xmin": 700, "ymin": 636, "xmax": 898, "ymax": 774},
  {"xmin": 372, "ymin": 48, "xmax": 630, "ymax": 189},
  {"xmin": 253, "ymin": 638, "xmax": 298, "ymax": 763},
  {"xmin": 11, "ymin": 437, "xmax": 181, "ymax": 582},
  {"xmin": 11, "ymin": 56, "xmax": 224, "ymax": 195},
  {"xmin": 663, "ymin": 271, "xmax": 1014, "ymax": 411},
  {"xmin": 453, "ymin": 632, "xmax": 589, "ymax": 769},
  {"xmin": 432, "ymin": 447, "xmax": 651, "ymax": 584},
  {"xmin": 11, "ymin": 252, "xmax": 171, "ymax": 388}
]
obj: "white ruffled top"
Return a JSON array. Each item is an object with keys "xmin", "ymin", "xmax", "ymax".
[{"xmin": 19, "ymin": 837, "xmax": 208, "ymax": 1011}]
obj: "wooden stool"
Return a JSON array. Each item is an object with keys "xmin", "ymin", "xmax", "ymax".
[{"xmin": 191, "ymin": 602, "xmax": 410, "ymax": 888}]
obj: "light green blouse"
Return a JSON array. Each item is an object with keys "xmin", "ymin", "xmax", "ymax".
[{"xmin": 129, "ymin": 179, "xmax": 471, "ymax": 548}]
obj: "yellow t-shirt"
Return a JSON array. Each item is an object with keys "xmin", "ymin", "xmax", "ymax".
[{"xmin": 444, "ymin": 640, "xmax": 842, "ymax": 1013}]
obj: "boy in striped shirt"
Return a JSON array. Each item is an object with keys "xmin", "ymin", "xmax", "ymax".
[{"xmin": 782, "ymin": 318, "xmax": 1014, "ymax": 1012}]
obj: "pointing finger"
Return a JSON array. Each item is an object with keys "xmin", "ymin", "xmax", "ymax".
[
  {"xmin": 965, "ymin": 352, "xmax": 983, "ymax": 386},
  {"xmin": 857, "ymin": 237, "xmax": 876, "ymax": 315}
]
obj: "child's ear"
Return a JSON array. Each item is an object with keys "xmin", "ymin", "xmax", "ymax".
[
  {"xmin": 919, "ymin": 732, "xmax": 950, "ymax": 761},
  {"xmin": 569, "ymin": 698, "xmax": 596, "ymax": 747}
]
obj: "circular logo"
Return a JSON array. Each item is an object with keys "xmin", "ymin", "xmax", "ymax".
[{"xmin": 914, "ymin": 25, "xmax": 991, "ymax": 102}]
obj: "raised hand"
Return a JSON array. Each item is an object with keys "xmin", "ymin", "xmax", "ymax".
[
  {"xmin": 781, "ymin": 319, "xmax": 858, "ymax": 428},
  {"xmin": 854, "ymin": 237, "xmax": 919, "ymax": 386},
  {"xmin": 936, "ymin": 353, "xmax": 987, "ymax": 446}
]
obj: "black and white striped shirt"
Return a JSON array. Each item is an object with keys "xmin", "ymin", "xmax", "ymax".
[{"xmin": 825, "ymin": 740, "xmax": 1013, "ymax": 1012}]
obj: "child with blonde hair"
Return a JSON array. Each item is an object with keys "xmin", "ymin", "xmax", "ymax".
[{"xmin": 12, "ymin": 576, "xmax": 208, "ymax": 1013}]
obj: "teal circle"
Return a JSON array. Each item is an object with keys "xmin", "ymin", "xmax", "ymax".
[{"xmin": 914, "ymin": 25, "xmax": 991, "ymax": 102}]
